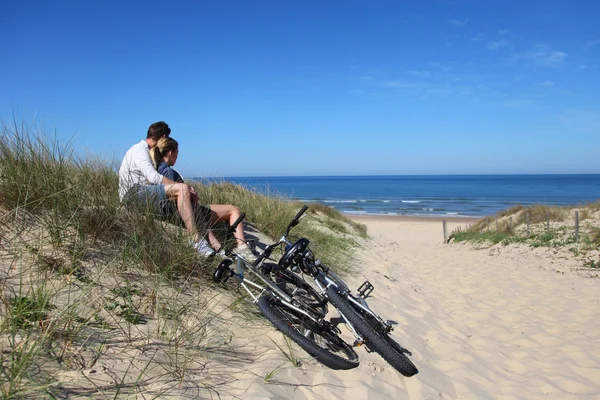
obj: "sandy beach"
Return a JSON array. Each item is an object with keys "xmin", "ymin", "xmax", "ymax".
[
  {"xmin": 3, "ymin": 212, "xmax": 598, "ymax": 399},
  {"xmin": 214, "ymin": 215, "xmax": 600, "ymax": 399}
]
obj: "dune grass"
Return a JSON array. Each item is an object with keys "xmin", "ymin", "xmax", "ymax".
[
  {"xmin": 452, "ymin": 202, "xmax": 600, "ymax": 255},
  {"xmin": 0, "ymin": 121, "xmax": 365, "ymax": 397}
]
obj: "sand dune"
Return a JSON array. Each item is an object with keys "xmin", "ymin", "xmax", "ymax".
[{"xmin": 216, "ymin": 216, "xmax": 600, "ymax": 399}]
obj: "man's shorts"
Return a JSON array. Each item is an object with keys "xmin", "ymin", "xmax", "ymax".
[
  {"xmin": 123, "ymin": 184, "xmax": 213, "ymax": 231},
  {"xmin": 123, "ymin": 184, "xmax": 170, "ymax": 217}
]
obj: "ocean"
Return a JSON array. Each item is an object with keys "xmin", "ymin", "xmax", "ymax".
[{"xmin": 208, "ymin": 175, "xmax": 600, "ymax": 218}]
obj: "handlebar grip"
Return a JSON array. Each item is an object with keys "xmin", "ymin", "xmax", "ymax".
[
  {"xmin": 231, "ymin": 213, "xmax": 246, "ymax": 230},
  {"xmin": 293, "ymin": 205, "xmax": 309, "ymax": 222}
]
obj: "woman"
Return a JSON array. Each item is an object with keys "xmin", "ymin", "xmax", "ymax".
[{"xmin": 149, "ymin": 137, "xmax": 256, "ymax": 262}]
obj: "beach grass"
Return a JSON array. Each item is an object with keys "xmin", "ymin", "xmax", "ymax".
[
  {"xmin": 0, "ymin": 121, "xmax": 365, "ymax": 397},
  {"xmin": 452, "ymin": 202, "xmax": 600, "ymax": 259}
]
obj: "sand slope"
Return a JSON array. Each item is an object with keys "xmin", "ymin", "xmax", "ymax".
[{"xmin": 217, "ymin": 216, "xmax": 600, "ymax": 399}]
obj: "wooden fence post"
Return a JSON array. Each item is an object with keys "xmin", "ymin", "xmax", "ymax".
[
  {"xmin": 443, "ymin": 220, "xmax": 448, "ymax": 243},
  {"xmin": 546, "ymin": 212, "xmax": 550, "ymax": 233},
  {"xmin": 509, "ymin": 216, "xmax": 513, "ymax": 233},
  {"xmin": 527, "ymin": 213, "xmax": 530, "ymax": 236},
  {"xmin": 495, "ymin": 218, "xmax": 498, "ymax": 231},
  {"xmin": 575, "ymin": 211, "xmax": 579, "ymax": 242}
]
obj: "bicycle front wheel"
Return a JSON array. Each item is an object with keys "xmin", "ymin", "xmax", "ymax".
[
  {"xmin": 325, "ymin": 286, "xmax": 418, "ymax": 377},
  {"xmin": 257, "ymin": 294, "xmax": 359, "ymax": 370}
]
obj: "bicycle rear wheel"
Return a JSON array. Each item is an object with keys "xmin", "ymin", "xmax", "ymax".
[
  {"xmin": 257, "ymin": 294, "xmax": 359, "ymax": 370},
  {"xmin": 325, "ymin": 286, "xmax": 418, "ymax": 377}
]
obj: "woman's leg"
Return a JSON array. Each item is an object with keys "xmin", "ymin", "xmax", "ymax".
[
  {"xmin": 206, "ymin": 228, "xmax": 221, "ymax": 251},
  {"xmin": 208, "ymin": 204, "xmax": 246, "ymax": 246}
]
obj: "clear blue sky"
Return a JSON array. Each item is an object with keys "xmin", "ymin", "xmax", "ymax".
[{"xmin": 2, "ymin": 0, "xmax": 599, "ymax": 177}]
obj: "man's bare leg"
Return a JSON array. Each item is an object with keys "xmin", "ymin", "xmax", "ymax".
[{"xmin": 165, "ymin": 183, "xmax": 198, "ymax": 239}]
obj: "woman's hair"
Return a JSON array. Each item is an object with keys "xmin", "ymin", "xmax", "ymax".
[{"xmin": 149, "ymin": 137, "xmax": 179, "ymax": 169}]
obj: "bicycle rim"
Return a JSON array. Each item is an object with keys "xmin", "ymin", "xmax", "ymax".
[{"xmin": 257, "ymin": 294, "xmax": 359, "ymax": 370}]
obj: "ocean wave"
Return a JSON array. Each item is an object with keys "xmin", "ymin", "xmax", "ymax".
[
  {"xmin": 326, "ymin": 199, "xmax": 393, "ymax": 204},
  {"xmin": 402, "ymin": 200, "xmax": 421, "ymax": 204}
]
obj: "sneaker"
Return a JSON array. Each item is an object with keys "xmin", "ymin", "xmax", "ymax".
[
  {"xmin": 215, "ymin": 249, "xmax": 227, "ymax": 257},
  {"xmin": 193, "ymin": 238, "xmax": 216, "ymax": 257},
  {"xmin": 234, "ymin": 243, "xmax": 257, "ymax": 264}
]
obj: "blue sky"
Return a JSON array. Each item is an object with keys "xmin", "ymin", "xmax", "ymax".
[{"xmin": 2, "ymin": 0, "xmax": 599, "ymax": 177}]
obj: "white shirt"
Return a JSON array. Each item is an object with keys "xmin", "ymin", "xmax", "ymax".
[{"xmin": 118, "ymin": 140, "xmax": 164, "ymax": 201}]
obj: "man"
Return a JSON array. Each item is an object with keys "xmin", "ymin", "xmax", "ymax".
[{"xmin": 118, "ymin": 121, "xmax": 213, "ymax": 255}]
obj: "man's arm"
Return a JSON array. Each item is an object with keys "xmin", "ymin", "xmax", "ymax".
[{"xmin": 131, "ymin": 142, "xmax": 166, "ymax": 185}]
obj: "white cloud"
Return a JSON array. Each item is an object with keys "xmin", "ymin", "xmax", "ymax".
[
  {"xmin": 541, "ymin": 81, "xmax": 555, "ymax": 86},
  {"xmin": 406, "ymin": 69, "xmax": 431, "ymax": 77},
  {"xmin": 583, "ymin": 39, "xmax": 600, "ymax": 49},
  {"xmin": 380, "ymin": 80, "xmax": 426, "ymax": 90},
  {"xmin": 525, "ymin": 45, "xmax": 567, "ymax": 66},
  {"xmin": 487, "ymin": 39, "xmax": 510, "ymax": 50},
  {"xmin": 450, "ymin": 19, "xmax": 468, "ymax": 27}
]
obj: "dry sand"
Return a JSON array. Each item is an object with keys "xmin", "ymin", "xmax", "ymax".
[
  {"xmin": 3, "ymin": 214, "xmax": 598, "ymax": 399},
  {"xmin": 216, "ymin": 215, "xmax": 600, "ymax": 399}
]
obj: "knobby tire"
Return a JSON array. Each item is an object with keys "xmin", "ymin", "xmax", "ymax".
[
  {"xmin": 325, "ymin": 286, "xmax": 419, "ymax": 377},
  {"xmin": 257, "ymin": 294, "xmax": 359, "ymax": 370}
]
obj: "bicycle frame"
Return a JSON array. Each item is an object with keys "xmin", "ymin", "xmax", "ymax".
[
  {"xmin": 227, "ymin": 255, "xmax": 325, "ymax": 324},
  {"xmin": 316, "ymin": 271, "xmax": 391, "ymax": 328}
]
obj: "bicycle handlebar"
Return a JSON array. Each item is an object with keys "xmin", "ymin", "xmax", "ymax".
[
  {"xmin": 293, "ymin": 205, "xmax": 309, "ymax": 222},
  {"xmin": 286, "ymin": 205, "xmax": 308, "ymax": 235},
  {"xmin": 252, "ymin": 205, "xmax": 309, "ymax": 266},
  {"xmin": 231, "ymin": 213, "xmax": 246, "ymax": 231}
]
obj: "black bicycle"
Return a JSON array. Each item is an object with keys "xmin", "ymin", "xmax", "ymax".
[
  {"xmin": 212, "ymin": 208, "xmax": 359, "ymax": 370},
  {"xmin": 276, "ymin": 206, "xmax": 419, "ymax": 377}
]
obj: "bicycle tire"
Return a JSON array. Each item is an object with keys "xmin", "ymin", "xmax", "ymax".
[
  {"xmin": 257, "ymin": 294, "xmax": 359, "ymax": 370},
  {"xmin": 325, "ymin": 286, "xmax": 418, "ymax": 377}
]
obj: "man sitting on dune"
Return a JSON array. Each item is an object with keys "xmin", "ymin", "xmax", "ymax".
[{"xmin": 118, "ymin": 121, "xmax": 215, "ymax": 255}]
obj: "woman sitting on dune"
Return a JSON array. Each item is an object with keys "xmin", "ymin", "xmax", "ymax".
[{"xmin": 149, "ymin": 136, "xmax": 256, "ymax": 262}]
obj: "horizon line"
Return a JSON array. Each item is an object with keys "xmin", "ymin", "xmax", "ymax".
[{"xmin": 189, "ymin": 173, "xmax": 600, "ymax": 179}]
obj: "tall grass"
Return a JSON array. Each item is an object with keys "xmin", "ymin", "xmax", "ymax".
[
  {"xmin": 191, "ymin": 180, "xmax": 366, "ymax": 272},
  {"xmin": 0, "ymin": 121, "xmax": 365, "ymax": 397},
  {"xmin": 452, "ymin": 202, "xmax": 598, "ymax": 253}
]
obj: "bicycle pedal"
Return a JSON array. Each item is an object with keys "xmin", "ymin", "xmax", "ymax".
[
  {"xmin": 357, "ymin": 281, "xmax": 374, "ymax": 299},
  {"xmin": 352, "ymin": 339, "xmax": 365, "ymax": 347}
]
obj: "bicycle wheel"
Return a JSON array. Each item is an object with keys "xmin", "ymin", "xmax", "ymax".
[
  {"xmin": 325, "ymin": 286, "xmax": 418, "ymax": 377},
  {"xmin": 257, "ymin": 293, "xmax": 359, "ymax": 370}
]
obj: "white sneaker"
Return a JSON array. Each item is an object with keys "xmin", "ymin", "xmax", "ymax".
[
  {"xmin": 234, "ymin": 243, "xmax": 257, "ymax": 264},
  {"xmin": 193, "ymin": 238, "xmax": 216, "ymax": 257}
]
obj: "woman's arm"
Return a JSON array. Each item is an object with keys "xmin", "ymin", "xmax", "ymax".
[{"xmin": 158, "ymin": 162, "xmax": 184, "ymax": 183}]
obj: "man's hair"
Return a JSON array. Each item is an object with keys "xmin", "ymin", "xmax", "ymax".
[{"xmin": 147, "ymin": 121, "xmax": 171, "ymax": 140}]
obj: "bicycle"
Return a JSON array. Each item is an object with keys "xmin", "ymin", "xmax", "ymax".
[
  {"xmin": 212, "ymin": 208, "xmax": 359, "ymax": 370},
  {"xmin": 276, "ymin": 205, "xmax": 419, "ymax": 377}
]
